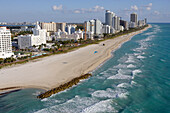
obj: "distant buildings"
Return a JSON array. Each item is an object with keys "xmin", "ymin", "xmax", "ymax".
[
  {"xmin": 41, "ymin": 22, "xmax": 66, "ymax": 32},
  {"xmin": 20, "ymin": 26, "xmax": 33, "ymax": 32},
  {"xmin": 102, "ymin": 25, "xmax": 110, "ymax": 34},
  {"xmin": 56, "ymin": 23, "xmax": 66, "ymax": 32},
  {"xmin": 0, "ymin": 27, "xmax": 14, "ymax": 58},
  {"xmin": 84, "ymin": 19, "xmax": 103, "ymax": 39},
  {"xmin": 105, "ymin": 10, "xmax": 115, "ymax": 27},
  {"xmin": 65, "ymin": 25, "xmax": 76, "ymax": 35},
  {"xmin": 54, "ymin": 29, "xmax": 83, "ymax": 41},
  {"xmin": 105, "ymin": 10, "xmax": 121, "ymax": 33},
  {"xmin": 18, "ymin": 22, "xmax": 47, "ymax": 49},
  {"xmin": 41, "ymin": 22, "xmax": 57, "ymax": 32},
  {"xmin": 113, "ymin": 16, "xmax": 120, "ymax": 31},
  {"xmin": 130, "ymin": 13, "xmax": 138, "ymax": 28},
  {"xmin": 95, "ymin": 19, "xmax": 103, "ymax": 35},
  {"xmin": 120, "ymin": 20, "xmax": 129, "ymax": 30}
]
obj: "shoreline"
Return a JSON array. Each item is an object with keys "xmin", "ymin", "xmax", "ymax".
[
  {"xmin": 0, "ymin": 25, "xmax": 151, "ymax": 96},
  {"xmin": 86, "ymin": 25, "xmax": 152, "ymax": 74}
]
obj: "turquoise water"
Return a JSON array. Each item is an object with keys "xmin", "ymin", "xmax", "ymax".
[{"xmin": 0, "ymin": 23, "xmax": 170, "ymax": 113}]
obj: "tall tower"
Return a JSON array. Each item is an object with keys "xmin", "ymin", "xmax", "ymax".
[
  {"xmin": 105, "ymin": 10, "xmax": 115, "ymax": 27},
  {"xmin": 0, "ymin": 27, "xmax": 14, "ymax": 58},
  {"xmin": 130, "ymin": 13, "xmax": 138, "ymax": 26}
]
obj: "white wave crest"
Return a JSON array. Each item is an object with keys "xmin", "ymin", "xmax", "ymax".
[
  {"xmin": 132, "ymin": 69, "xmax": 142, "ymax": 77},
  {"xmin": 81, "ymin": 99, "xmax": 117, "ymax": 113},
  {"xmin": 137, "ymin": 55, "xmax": 146, "ymax": 59},
  {"xmin": 117, "ymin": 92, "xmax": 129, "ymax": 99},
  {"xmin": 36, "ymin": 96, "xmax": 99, "ymax": 113},
  {"xmin": 108, "ymin": 75, "xmax": 132, "ymax": 80},
  {"xmin": 117, "ymin": 83, "xmax": 130, "ymax": 88},
  {"xmin": 127, "ymin": 64, "xmax": 136, "ymax": 68}
]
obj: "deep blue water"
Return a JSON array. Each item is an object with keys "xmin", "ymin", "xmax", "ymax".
[{"xmin": 0, "ymin": 23, "xmax": 170, "ymax": 113}]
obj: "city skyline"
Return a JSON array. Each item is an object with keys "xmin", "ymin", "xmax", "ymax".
[{"xmin": 0, "ymin": 0, "xmax": 169, "ymax": 23}]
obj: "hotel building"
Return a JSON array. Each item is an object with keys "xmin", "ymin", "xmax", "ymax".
[
  {"xmin": 18, "ymin": 23, "xmax": 47, "ymax": 49},
  {"xmin": 0, "ymin": 27, "xmax": 14, "ymax": 58}
]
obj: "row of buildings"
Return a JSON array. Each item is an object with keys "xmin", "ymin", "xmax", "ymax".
[
  {"xmin": 0, "ymin": 10, "xmax": 147, "ymax": 58},
  {"xmin": 84, "ymin": 10, "xmax": 147, "ymax": 39}
]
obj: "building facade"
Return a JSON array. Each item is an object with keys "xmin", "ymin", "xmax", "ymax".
[
  {"xmin": 105, "ymin": 10, "xmax": 115, "ymax": 27},
  {"xmin": 41, "ymin": 22, "xmax": 57, "ymax": 32},
  {"xmin": 120, "ymin": 20, "xmax": 129, "ymax": 30},
  {"xmin": 84, "ymin": 19, "xmax": 103, "ymax": 35},
  {"xmin": 0, "ymin": 27, "xmax": 14, "ymax": 58},
  {"xmin": 130, "ymin": 13, "xmax": 138, "ymax": 27},
  {"xmin": 95, "ymin": 19, "xmax": 103, "ymax": 35},
  {"xmin": 112, "ymin": 16, "xmax": 120, "ymax": 31},
  {"xmin": 18, "ymin": 23, "xmax": 47, "ymax": 49},
  {"xmin": 56, "ymin": 23, "xmax": 66, "ymax": 32},
  {"xmin": 41, "ymin": 22, "xmax": 66, "ymax": 32}
]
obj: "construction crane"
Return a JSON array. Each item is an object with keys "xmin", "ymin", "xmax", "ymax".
[{"xmin": 84, "ymin": 24, "xmax": 94, "ymax": 40}]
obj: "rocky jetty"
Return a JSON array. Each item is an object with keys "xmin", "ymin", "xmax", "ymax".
[{"xmin": 37, "ymin": 73, "xmax": 92, "ymax": 99}]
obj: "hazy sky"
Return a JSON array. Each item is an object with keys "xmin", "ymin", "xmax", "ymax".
[{"xmin": 0, "ymin": 0, "xmax": 169, "ymax": 23}]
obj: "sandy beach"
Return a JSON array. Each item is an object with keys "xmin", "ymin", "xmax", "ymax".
[{"xmin": 0, "ymin": 25, "xmax": 151, "ymax": 93}]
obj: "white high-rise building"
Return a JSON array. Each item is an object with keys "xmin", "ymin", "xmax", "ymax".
[
  {"xmin": 18, "ymin": 22, "xmax": 47, "ymax": 49},
  {"xmin": 0, "ymin": 27, "xmax": 14, "ymax": 58},
  {"xmin": 84, "ymin": 21, "xmax": 90, "ymax": 32},
  {"xmin": 90, "ymin": 20, "xmax": 95, "ymax": 34},
  {"xmin": 112, "ymin": 16, "xmax": 120, "ymax": 31},
  {"xmin": 84, "ymin": 19, "xmax": 103, "ymax": 35},
  {"xmin": 95, "ymin": 19, "xmax": 103, "ymax": 35}
]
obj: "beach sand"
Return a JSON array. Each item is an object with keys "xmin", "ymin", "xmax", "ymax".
[{"xmin": 0, "ymin": 25, "xmax": 151, "ymax": 93}]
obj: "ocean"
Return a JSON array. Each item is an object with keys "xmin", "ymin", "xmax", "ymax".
[{"xmin": 0, "ymin": 23, "xmax": 170, "ymax": 113}]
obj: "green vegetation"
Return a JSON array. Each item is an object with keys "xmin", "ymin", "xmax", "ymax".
[
  {"xmin": 0, "ymin": 25, "xmax": 148, "ymax": 69},
  {"xmin": 11, "ymin": 31, "xmax": 33, "ymax": 41},
  {"xmin": 0, "ymin": 58, "xmax": 16, "ymax": 64},
  {"xmin": 75, "ymin": 24, "xmax": 84, "ymax": 31},
  {"xmin": 17, "ymin": 31, "xmax": 33, "ymax": 35}
]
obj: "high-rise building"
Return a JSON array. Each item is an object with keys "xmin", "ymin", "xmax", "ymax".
[
  {"xmin": 117, "ymin": 17, "xmax": 120, "ymax": 30},
  {"xmin": 94, "ymin": 19, "xmax": 103, "ymax": 35},
  {"xmin": 105, "ymin": 10, "xmax": 115, "ymax": 27},
  {"xmin": 144, "ymin": 18, "xmax": 147, "ymax": 25},
  {"xmin": 84, "ymin": 19, "xmax": 103, "ymax": 35},
  {"xmin": 120, "ymin": 20, "xmax": 129, "ymax": 30},
  {"xmin": 0, "ymin": 27, "xmax": 14, "ymax": 58},
  {"xmin": 138, "ymin": 20, "xmax": 145, "ymax": 27},
  {"xmin": 56, "ymin": 23, "xmax": 66, "ymax": 32},
  {"xmin": 18, "ymin": 22, "xmax": 47, "ymax": 49},
  {"xmin": 41, "ymin": 22, "xmax": 57, "ymax": 32},
  {"xmin": 84, "ymin": 21, "xmax": 90, "ymax": 32},
  {"xmin": 41, "ymin": 22, "xmax": 66, "ymax": 32},
  {"xmin": 90, "ymin": 20, "xmax": 95, "ymax": 33},
  {"xmin": 112, "ymin": 16, "xmax": 120, "ymax": 31},
  {"xmin": 130, "ymin": 13, "xmax": 138, "ymax": 27}
]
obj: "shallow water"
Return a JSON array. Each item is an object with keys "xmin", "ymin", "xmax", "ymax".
[{"xmin": 0, "ymin": 23, "xmax": 170, "ymax": 113}]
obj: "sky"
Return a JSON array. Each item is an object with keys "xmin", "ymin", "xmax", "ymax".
[{"xmin": 0, "ymin": 0, "xmax": 170, "ymax": 23}]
